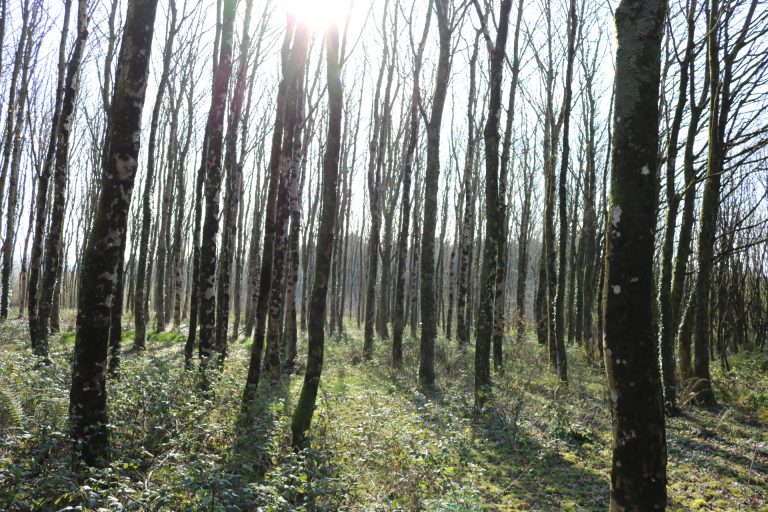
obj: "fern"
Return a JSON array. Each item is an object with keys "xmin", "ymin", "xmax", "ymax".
[{"xmin": 0, "ymin": 383, "xmax": 24, "ymax": 430}]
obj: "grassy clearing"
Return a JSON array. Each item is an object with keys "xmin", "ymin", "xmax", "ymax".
[{"xmin": 0, "ymin": 317, "xmax": 766, "ymax": 511}]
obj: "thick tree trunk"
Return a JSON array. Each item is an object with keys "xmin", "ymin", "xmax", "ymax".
[
  {"xmin": 603, "ymin": 0, "xmax": 667, "ymax": 508},
  {"xmin": 69, "ymin": 0, "xmax": 159, "ymax": 466}
]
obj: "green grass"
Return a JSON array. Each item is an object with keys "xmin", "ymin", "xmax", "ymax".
[{"xmin": 0, "ymin": 317, "xmax": 766, "ymax": 510}]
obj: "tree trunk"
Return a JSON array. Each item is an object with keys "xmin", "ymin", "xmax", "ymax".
[
  {"xmin": 552, "ymin": 0, "xmax": 577, "ymax": 384},
  {"xmin": 603, "ymin": 0, "xmax": 667, "ymax": 508},
  {"xmin": 475, "ymin": 0, "xmax": 512, "ymax": 407},
  {"xmin": 291, "ymin": 25, "xmax": 342, "ymax": 448},
  {"xmin": 197, "ymin": 0, "xmax": 236, "ymax": 361},
  {"xmin": 36, "ymin": 0, "xmax": 88, "ymax": 349},
  {"xmin": 134, "ymin": 4, "xmax": 178, "ymax": 349},
  {"xmin": 69, "ymin": 0, "xmax": 159, "ymax": 466},
  {"xmin": 214, "ymin": 0, "xmax": 254, "ymax": 360},
  {"xmin": 419, "ymin": 0, "xmax": 451, "ymax": 389}
]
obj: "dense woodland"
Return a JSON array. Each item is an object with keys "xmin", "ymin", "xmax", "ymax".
[{"xmin": 0, "ymin": 0, "xmax": 767, "ymax": 509}]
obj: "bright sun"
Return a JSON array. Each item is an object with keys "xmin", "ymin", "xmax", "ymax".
[{"xmin": 284, "ymin": 0, "xmax": 352, "ymax": 31}]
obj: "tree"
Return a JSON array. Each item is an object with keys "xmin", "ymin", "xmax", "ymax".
[
  {"xmin": 36, "ymin": 0, "xmax": 89, "ymax": 350},
  {"xmin": 133, "ymin": 1, "xmax": 179, "ymax": 350},
  {"xmin": 474, "ymin": 0, "xmax": 512, "ymax": 407},
  {"xmin": 552, "ymin": 0, "xmax": 577, "ymax": 384},
  {"xmin": 69, "ymin": 0, "xmax": 160, "ymax": 465},
  {"xmin": 27, "ymin": 0, "xmax": 72, "ymax": 353},
  {"xmin": 291, "ymin": 22, "xmax": 343, "ymax": 449},
  {"xmin": 657, "ymin": 0, "xmax": 698, "ymax": 412},
  {"xmin": 603, "ymin": 0, "xmax": 667, "ymax": 508},
  {"xmin": 244, "ymin": 18, "xmax": 309, "ymax": 400},
  {"xmin": 197, "ymin": 0, "xmax": 237, "ymax": 361},
  {"xmin": 393, "ymin": 3, "xmax": 429, "ymax": 368},
  {"xmin": 689, "ymin": 0, "xmax": 759, "ymax": 406},
  {"xmin": 419, "ymin": 0, "xmax": 453, "ymax": 389}
]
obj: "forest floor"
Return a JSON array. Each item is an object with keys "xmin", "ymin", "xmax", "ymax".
[{"xmin": 1, "ymin": 317, "xmax": 767, "ymax": 511}]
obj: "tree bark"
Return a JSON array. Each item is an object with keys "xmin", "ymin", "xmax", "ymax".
[
  {"xmin": 198, "ymin": 0, "xmax": 236, "ymax": 361},
  {"xmin": 291, "ymin": 25, "xmax": 342, "ymax": 448},
  {"xmin": 37, "ymin": 0, "xmax": 88, "ymax": 349},
  {"xmin": 475, "ymin": 0, "xmax": 512, "ymax": 407},
  {"xmin": 70, "ymin": 0, "xmax": 159, "ymax": 466},
  {"xmin": 603, "ymin": 0, "xmax": 667, "ymax": 508},
  {"xmin": 419, "ymin": 0, "xmax": 451, "ymax": 389}
]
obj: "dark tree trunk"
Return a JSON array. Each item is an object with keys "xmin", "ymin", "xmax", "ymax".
[
  {"xmin": 419, "ymin": 0, "xmax": 451, "ymax": 389},
  {"xmin": 475, "ymin": 0, "xmax": 512, "ymax": 407},
  {"xmin": 37, "ymin": 0, "xmax": 88, "ymax": 349},
  {"xmin": 198, "ymin": 0, "xmax": 236, "ymax": 361},
  {"xmin": 552, "ymin": 0, "xmax": 577, "ymax": 384},
  {"xmin": 69, "ymin": 0, "xmax": 159, "ymax": 466},
  {"xmin": 28, "ymin": 0, "xmax": 72, "ymax": 352},
  {"xmin": 603, "ymin": 0, "xmax": 667, "ymax": 508},
  {"xmin": 243, "ymin": 23, "xmax": 302, "ymax": 403},
  {"xmin": 214, "ymin": 0, "xmax": 255, "ymax": 359},
  {"xmin": 263, "ymin": 25, "xmax": 309, "ymax": 382},
  {"xmin": 291, "ymin": 25, "xmax": 342, "ymax": 448},
  {"xmin": 393, "ymin": 6, "xmax": 429, "ymax": 368},
  {"xmin": 658, "ymin": 0, "xmax": 697, "ymax": 412},
  {"xmin": 134, "ymin": 5, "xmax": 178, "ymax": 350}
]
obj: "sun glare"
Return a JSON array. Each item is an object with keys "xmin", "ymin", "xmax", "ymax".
[{"xmin": 284, "ymin": 0, "xmax": 352, "ymax": 31}]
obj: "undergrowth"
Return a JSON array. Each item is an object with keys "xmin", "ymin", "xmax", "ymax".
[{"xmin": 0, "ymin": 318, "xmax": 766, "ymax": 511}]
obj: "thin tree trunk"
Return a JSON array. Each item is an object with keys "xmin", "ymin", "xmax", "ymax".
[
  {"xmin": 291, "ymin": 25, "xmax": 342, "ymax": 448},
  {"xmin": 419, "ymin": 0, "xmax": 451, "ymax": 389}
]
